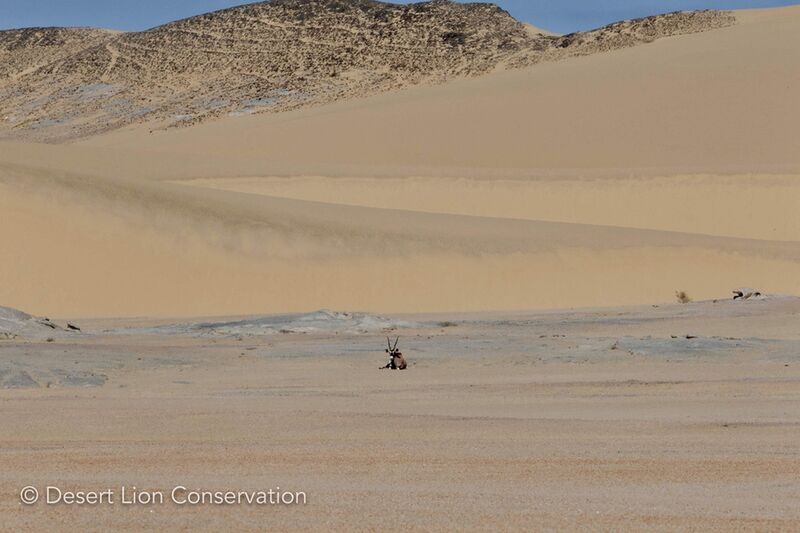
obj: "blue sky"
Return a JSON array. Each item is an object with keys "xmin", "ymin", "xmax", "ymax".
[{"xmin": 1, "ymin": 0, "xmax": 797, "ymax": 33}]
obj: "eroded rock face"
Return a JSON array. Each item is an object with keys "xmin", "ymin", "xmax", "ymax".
[
  {"xmin": 0, "ymin": 305, "xmax": 74, "ymax": 339},
  {"xmin": 508, "ymin": 10, "xmax": 736, "ymax": 68},
  {"xmin": 0, "ymin": 306, "xmax": 34, "ymax": 339},
  {"xmin": 0, "ymin": 27, "xmax": 116, "ymax": 78},
  {"xmin": 0, "ymin": 306, "xmax": 106, "ymax": 389},
  {"xmin": 124, "ymin": 309, "xmax": 411, "ymax": 337},
  {"xmin": 0, "ymin": 1, "xmax": 735, "ymax": 140}
]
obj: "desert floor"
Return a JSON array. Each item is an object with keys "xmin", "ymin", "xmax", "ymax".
[
  {"xmin": 1, "ymin": 5, "xmax": 799, "ymax": 531},
  {"xmin": 2, "ymin": 297, "xmax": 800, "ymax": 530}
]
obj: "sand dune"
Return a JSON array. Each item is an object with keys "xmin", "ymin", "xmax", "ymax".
[
  {"xmin": 0, "ymin": 3, "xmax": 731, "ymax": 141},
  {"xmin": 1, "ymin": 5, "xmax": 799, "ymax": 318},
  {"xmin": 181, "ymin": 174, "xmax": 800, "ymax": 241},
  {"xmin": 2, "ymin": 159, "xmax": 800, "ymax": 317},
  {"xmin": 83, "ymin": 5, "xmax": 800, "ymax": 175}
]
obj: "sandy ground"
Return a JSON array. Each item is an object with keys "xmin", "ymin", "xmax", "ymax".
[{"xmin": 2, "ymin": 297, "xmax": 800, "ymax": 530}]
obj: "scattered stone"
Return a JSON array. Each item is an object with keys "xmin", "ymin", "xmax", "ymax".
[
  {"xmin": 54, "ymin": 371, "xmax": 107, "ymax": 388},
  {"xmin": 732, "ymin": 288, "xmax": 763, "ymax": 301}
]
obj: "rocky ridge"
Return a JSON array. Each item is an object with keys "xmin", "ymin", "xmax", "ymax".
[{"xmin": 0, "ymin": 1, "xmax": 735, "ymax": 140}]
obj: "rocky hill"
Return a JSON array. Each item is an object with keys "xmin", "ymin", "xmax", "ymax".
[
  {"xmin": 0, "ymin": 27, "xmax": 117, "ymax": 80},
  {"xmin": 0, "ymin": 0, "xmax": 735, "ymax": 141}
]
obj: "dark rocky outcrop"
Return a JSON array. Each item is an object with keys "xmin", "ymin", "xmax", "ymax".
[{"xmin": 0, "ymin": 1, "xmax": 735, "ymax": 140}]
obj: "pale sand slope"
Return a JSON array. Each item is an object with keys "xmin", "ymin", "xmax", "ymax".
[
  {"xmin": 2, "ymin": 164, "xmax": 800, "ymax": 317},
  {"xmin": 79, "ymin": 5, "xmax": 800, "ymax": 175},
  {"xmin": 1, "ymin": 6, "xmax": 799, "ymax": 317},
  {"xmin": 2, "ymin": 299, "xmax": 800, "ymax": 530},
  {"xmin": 182, "ymin": 174, "xmax": 800, "ymax": 242}
]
